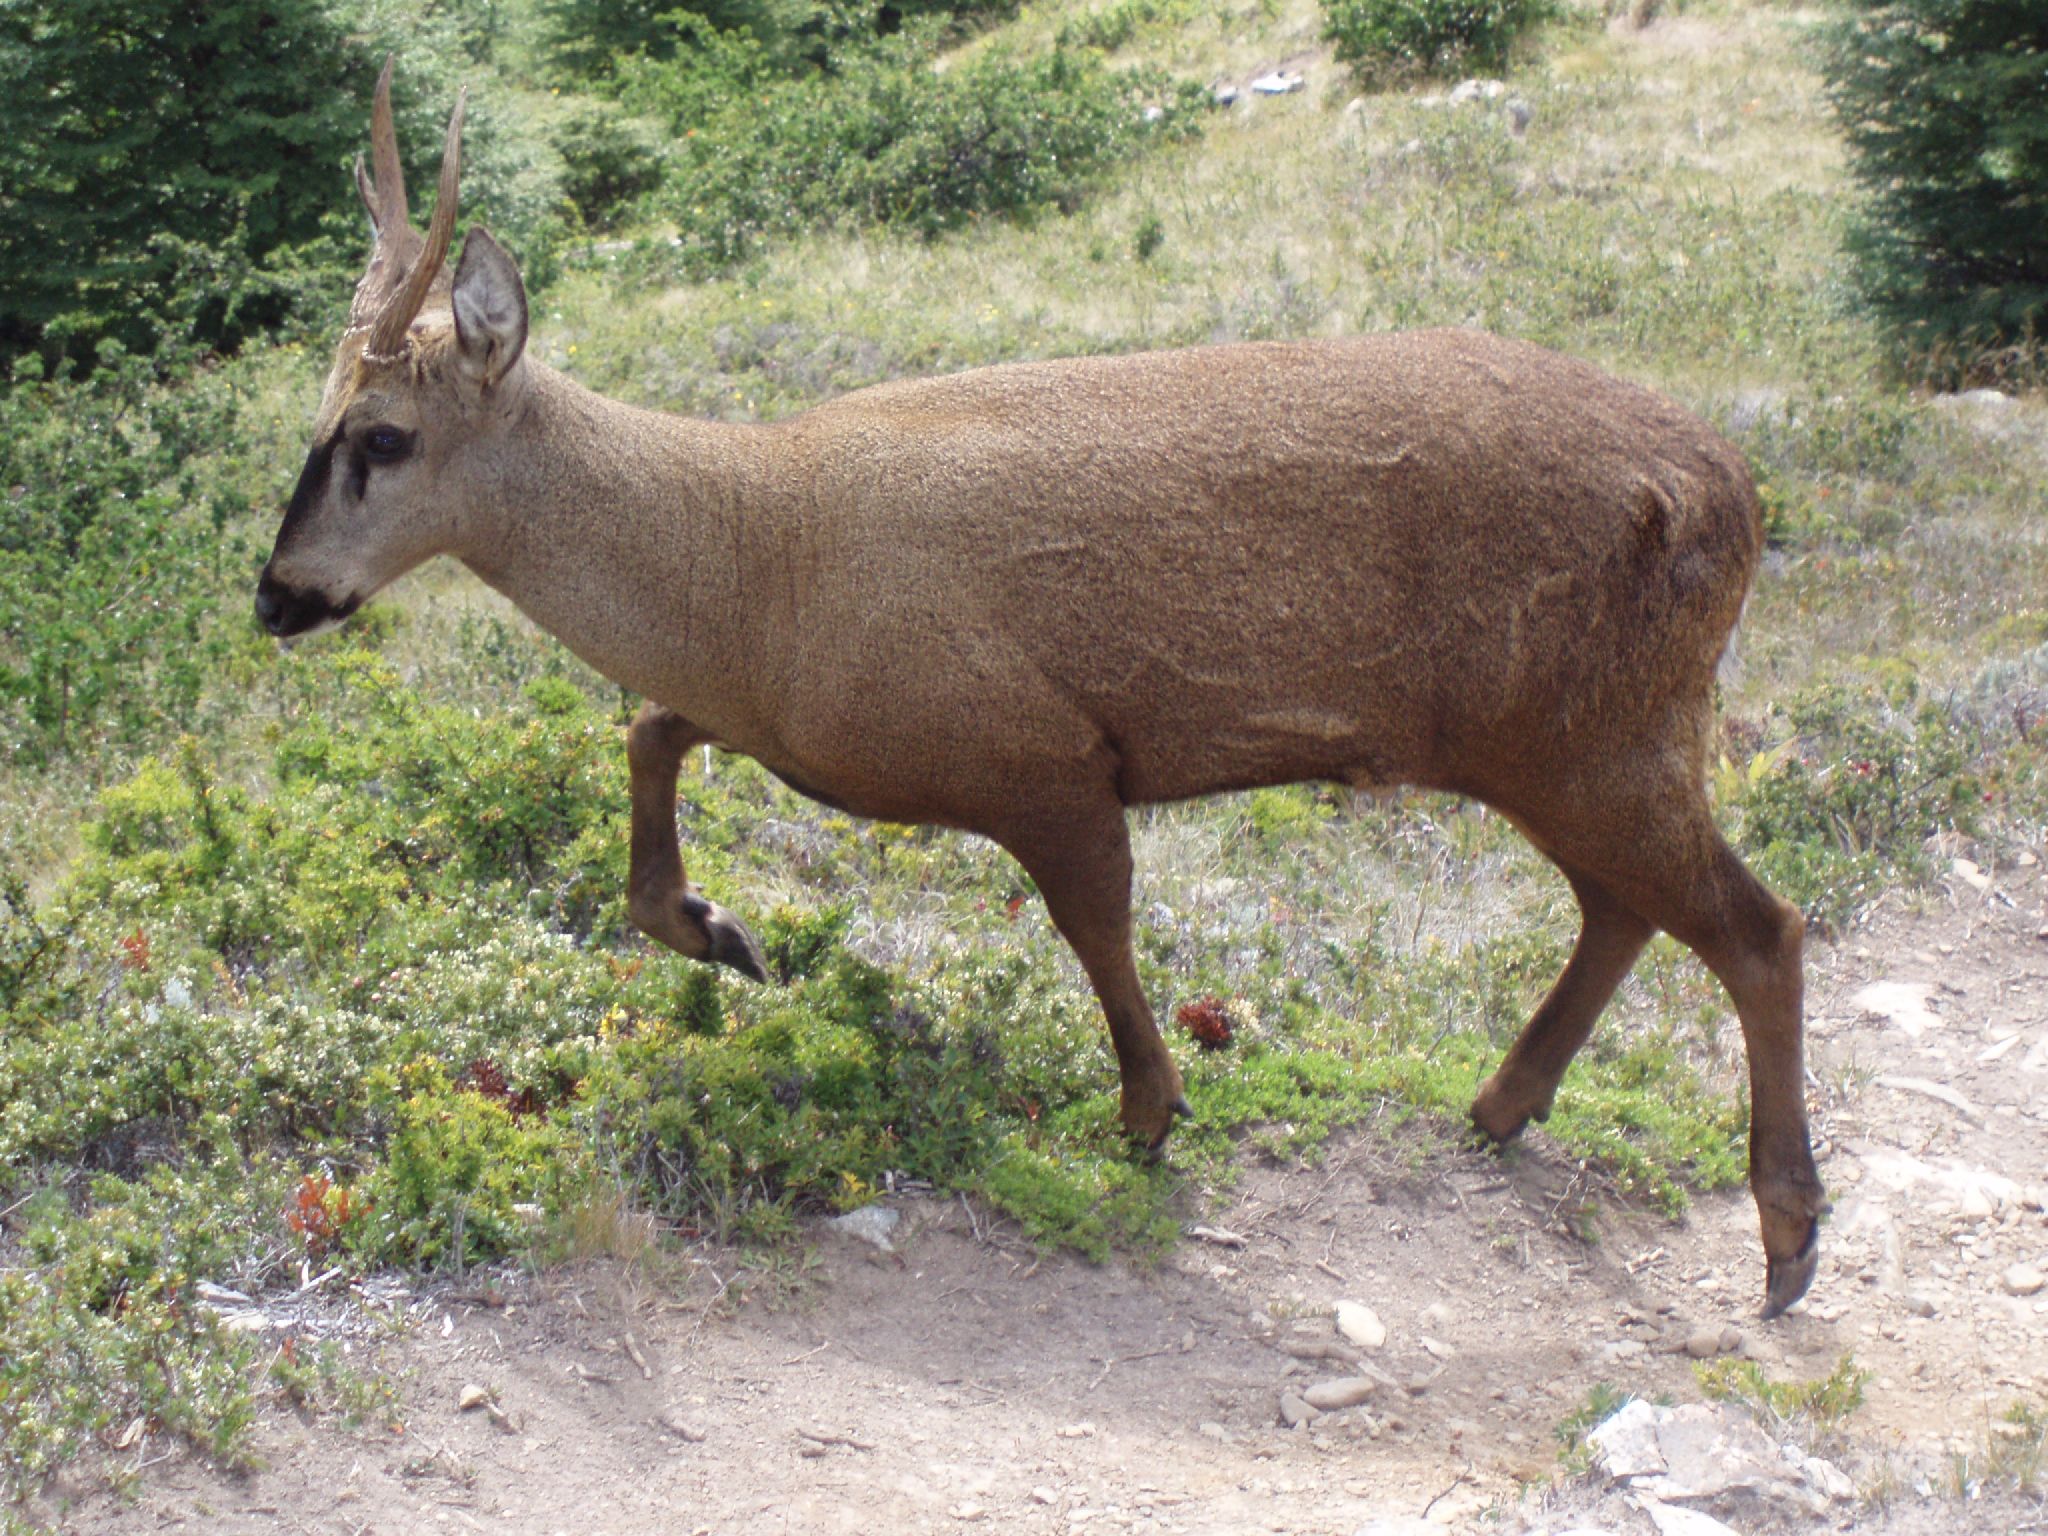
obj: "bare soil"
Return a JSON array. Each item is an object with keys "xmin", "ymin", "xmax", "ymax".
[{"xmin": 41, "ymin": 858, "xmax": 2048, "ymax": 1536}]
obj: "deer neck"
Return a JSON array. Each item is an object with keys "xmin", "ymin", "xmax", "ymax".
[{"xmin": 454, "ymin": 359, "xmax": 794, "ymax": 749}]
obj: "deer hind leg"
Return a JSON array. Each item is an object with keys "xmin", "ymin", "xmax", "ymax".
[
  {"xmin": 1556, "ymin": 797, "xmax": 1823, "ymax": 1318},
  {"xmin": 1470, "ymin": 870, "xmax": 1653, "ymax": 1142},
  {"xmin": 625, "ymin": 703, "xmax": 767, "ymax": 983},
  {"xmin": 997, "ymin": 803, "xmax": 1189, "ymax": 1150}
]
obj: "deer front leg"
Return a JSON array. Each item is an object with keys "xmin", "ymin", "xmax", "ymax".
[{"xmin": 625, "ymin": 703, "xmax": 768, "ymax": 983}]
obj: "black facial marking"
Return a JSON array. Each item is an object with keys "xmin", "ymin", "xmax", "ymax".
[
  {"xmin": 276, "ymin": 426, "xmax": 343, "ymax": 545},
  {"xmin": 345, "ymin": 438, "xmax": 370, "ymax": 501}
]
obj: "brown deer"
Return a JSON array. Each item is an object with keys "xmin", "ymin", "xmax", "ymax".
[{"xmin": 256, "ymin": 67, "xmax": 1824, "ymax": 1316}]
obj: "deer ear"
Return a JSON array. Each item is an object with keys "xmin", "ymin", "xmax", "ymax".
[{"xmin": 452, "ymin": 226, "xmax": 527, "ymax": 389}]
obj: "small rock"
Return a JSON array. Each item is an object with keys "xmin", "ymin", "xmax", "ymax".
[
  {"xmin": 1904, "ymin": 1292, "xmax": 1938, "ymax": 1318},
  {"xmin": 826, "ymin": 1204, "xmax": 901, "ymax": 1253},
  {"xmin": 1279, "ymin": 1391, "xmax": 1320, "ymax": 1428},
  {"xmin": 2004, "ymin": 1264, "xmax": 2046, "ymax": 1297},
  {"xmin": 1418, "ymin": 1335, "xmax": 1455, "ymax": 1360},
  {"xmin": 1504, "ymin": 97, "xmax": 1533, "ymax": 135},
  {"xmin": 1333, "ymin": 1301, "xmax": 1387, "ymax": 1349},
  {"xmin": 1032, "ymin": 1487, "xmax": 1059, "ymax": 1505},
  {"xmin": 1213, "ymin": 84, "xmax": 1239, "ymax": 106},
  {"xmin": 458, "ymin": 1383, "xmax": 492, "ymax": 1412},
  {"xmin": 1448, "ymin": 78, "xmax": 1506, "ymax": 104},
  {"xmin": 1057, "ymin": 1421, "xmax": 1096, "ymax": 1439},
  {"xmin": 1303, "ymin": 1377, "xmax": 1377, "ymax": 1411},
  {"xmin": 1198, "ymin": 1421, "xmax": 1230, "ymax": 1442},
  {"xmin": 657, "ymin": 1411, "xmax": 707, "ymax": 1442},
  {"xmin": 949, "ymin": 1501, "xmax": 986, "ymax": 1521},
  {"xmin": 1961, "ymin": 1185, "xmax": 1997, "ymax": 1219},
  {"xmin": 1684, "ymin": 1326, "xmax": 1724, "ymax": 1359}
]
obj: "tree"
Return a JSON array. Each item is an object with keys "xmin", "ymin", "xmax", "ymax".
[
  {"xmin": 0, "ymin": 0, "xmax": 399, "ymax": 371},
  {"xmin": 1827, "ymin": 0, "xmax": 2048, "ymax": 383}
]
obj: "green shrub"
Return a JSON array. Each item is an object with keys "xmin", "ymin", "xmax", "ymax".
[
  {"xmin": 626, "ymin": 32, "xmax": 1206, "ymax": 271},
  {"xmin": 1825, "ymin": 0, "xmax": 2048, "ymax": 384},
  {"xmin": 356, "ymin": 1059, "xmax": 586, "ymax": 1269},
  {"xmin": 1321, "ymin": 0, "xmax": 1556, "ymax": 82},
  {"xmin": 0, "ymin": 348, "xmax": 250, "ymax": 764},
  {"xmin": 1735, "ymin": 686, "xmax": 1983, "ymax": 926}
]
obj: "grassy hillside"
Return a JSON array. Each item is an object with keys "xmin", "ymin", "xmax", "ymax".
[{"xmin": 2, "ymin": 0, "xmax": 2044, "ymax": 1514}]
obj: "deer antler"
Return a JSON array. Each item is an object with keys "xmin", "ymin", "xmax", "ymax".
[
  {"xmin": 354, "ymin": 56, "xmax": 411, "ymax": 237},
  {"xmin": 361, "ymin": 83, "xmax": 465, "ymax": 360}
]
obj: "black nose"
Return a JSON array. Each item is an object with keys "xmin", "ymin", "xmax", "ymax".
[{"xmin": 254, "ymin": 576, "xmax": 286, "ymax": 635}]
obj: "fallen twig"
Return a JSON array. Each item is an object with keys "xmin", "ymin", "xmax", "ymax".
[{"xmin": 797, "ymin": 1427, "xmax": 875, "ymax": 1451}]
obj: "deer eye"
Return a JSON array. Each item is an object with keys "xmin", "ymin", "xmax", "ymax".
[{"xmin": 363, "ymin": 425, "xmax": 410, "ymax": 462}]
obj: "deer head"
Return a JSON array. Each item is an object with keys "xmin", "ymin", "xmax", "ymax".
[{"xmin": 255, "ymin": 60, "xmax": 530, "ymax": 639}]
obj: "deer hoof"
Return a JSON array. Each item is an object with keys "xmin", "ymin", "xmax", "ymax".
[
  {"xmin": 681, "ymin": 892, "xmax": 769, "ymax": 983},
  {"xmin": 1170, "ymin": 1095, "xmax": 1195, "ymax": 1122},
  {"xmin": 1759, "ymin": 1216, "xmax": 1821, "ymax": 1320}
]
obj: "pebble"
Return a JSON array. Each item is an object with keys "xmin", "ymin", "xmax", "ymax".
[
  {"xmin": 458, "ymin": 1383, "xmax": 491, "ymax": 1411},
  {"xmin": 2004, "ymin": 1264, "xmax": 2046, "ymax": 1297},
  {"xmin": 1057, "ymin": 1422, "xmax": 1096, "ymax": 1439},
  {"xmin": 1198, "ymin": 1421, "xmax": 1230, "ymax": 1442},
  {"xmin": 1031, "ymin": 1488, "xmax": 1059, "ymax": 1506},
  {"xmin": 948, "ymin": 1502, "xmax": 985, "ymax": 1521},
  {"xmin": 1302, "ymin": 1377, "xmax": 1377, "ymax": 1411},
  {"xmin": 1904, "ymin": 1292, "xmax": 1938, "ymax": 1318},
  {"xmin": 1279, "ymin": 1391, "xmax": 1320, "ymax": 1428},
  {"xmin": 1334, "ymin": 1301, "xmax": 1387, "ymax": 1349}
]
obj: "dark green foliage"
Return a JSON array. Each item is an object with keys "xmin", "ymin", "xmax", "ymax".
[
  {"xmin": 0, "ymin": 348, "xmax": 252, "ymax": 764},
  {"xmin": 0, "ymin": 0, "xmax": 372, "ymax": 368},
  {"xmin": 1825, "ymin": 0, "xmax": 2048, "ymax": 382},
  {"xmin": 0, "ymin": 0, "xmax": 567, "ymax": 372},
  {"xmin": 553, "ymin": 107, "xmax": 669, "ymax": 230},
  {"xmin": 623, "ymin": 33, "xmax": 1206, "ymax": 270},
  {"xmin": 1320, "ymin": 0, "xmax": 1556, "ymax": 81}
]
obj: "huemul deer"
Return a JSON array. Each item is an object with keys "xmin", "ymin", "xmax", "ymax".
[{"xmin": 256, "ymin": 67, "xmax": 1823, "ymax": 1315}]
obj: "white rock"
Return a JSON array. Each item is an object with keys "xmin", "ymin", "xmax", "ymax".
[
  {"xmin": 1031, "ymin": 1487, "xmax": 1059, "ymax": 1505},
  {"xmin": 1333, "ymin": 1301, "xmax": 1386, "ymax": 1349},
  {"xmin": 2004, "ymin": 1264, "xmax": 2046, "ymax": 1297},
  {"xmin": 1057, "ymin": 1421, "xmax": 1096, "ymax": 1438},
  {"xmin": 1852, "ymin": 980, "xmax": 1941, "ymax": 1036},
  {"xmin": 1638, "ymin": 1500, "xmax": 1742, "ymax": 1536},
  {"xmin": 1249, "ymin": 71, "xmax": 1304, "ymax": 95}
]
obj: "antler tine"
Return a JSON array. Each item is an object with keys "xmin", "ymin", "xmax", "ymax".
[
  {"xmin": 368, "ymin": 55, "xmax": 409, "ymax": 234},
  {"xmin": 364, "ymin": 88, "xmax": 466, "ymax": 360}
]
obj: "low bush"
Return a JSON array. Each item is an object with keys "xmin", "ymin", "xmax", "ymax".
[
  {"xmin": 623, "ymin": 32, "xmax": 1206, "ymax": 271},
  {"xmin": 1732, "ymin": 685, "xmax": 1983, "ymax": 927},
  {"xmin": 0, "ymin": 347, "xmax": 252, "ymax": 766},
  {"xmin": 1321, "ymin": 0, "xmax": 1556, "ymax": 83}
]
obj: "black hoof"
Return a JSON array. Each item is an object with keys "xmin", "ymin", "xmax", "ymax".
[
  {"xmin": 682, "ymin": 892, "xmax": 769, "ymax": 984},
  {"xmin": 1760, "ymin": 1217, "xmax": 1822, "ymax": 1320},
  {"xmin": 1170, "ymin": 1096, "xmax": 1195, "ymax": 1122}
]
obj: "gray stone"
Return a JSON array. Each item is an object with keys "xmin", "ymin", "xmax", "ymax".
[
  {"xmin": 826, "ymin": 1204, "xmax": 901, "ymax": 1252},
  {"xmin": 1302, "ymin": 1377, "xmax": 1376, "ymax": 1411},
  {"xmin": 1278, "ymin": 1391, "xmax": 1319, "ymax": 1428}
]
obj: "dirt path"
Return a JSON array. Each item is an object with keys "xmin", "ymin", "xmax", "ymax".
[{"xmin": 44, "ymin": 859, "xmax": 2048, "ymax": 1536}]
